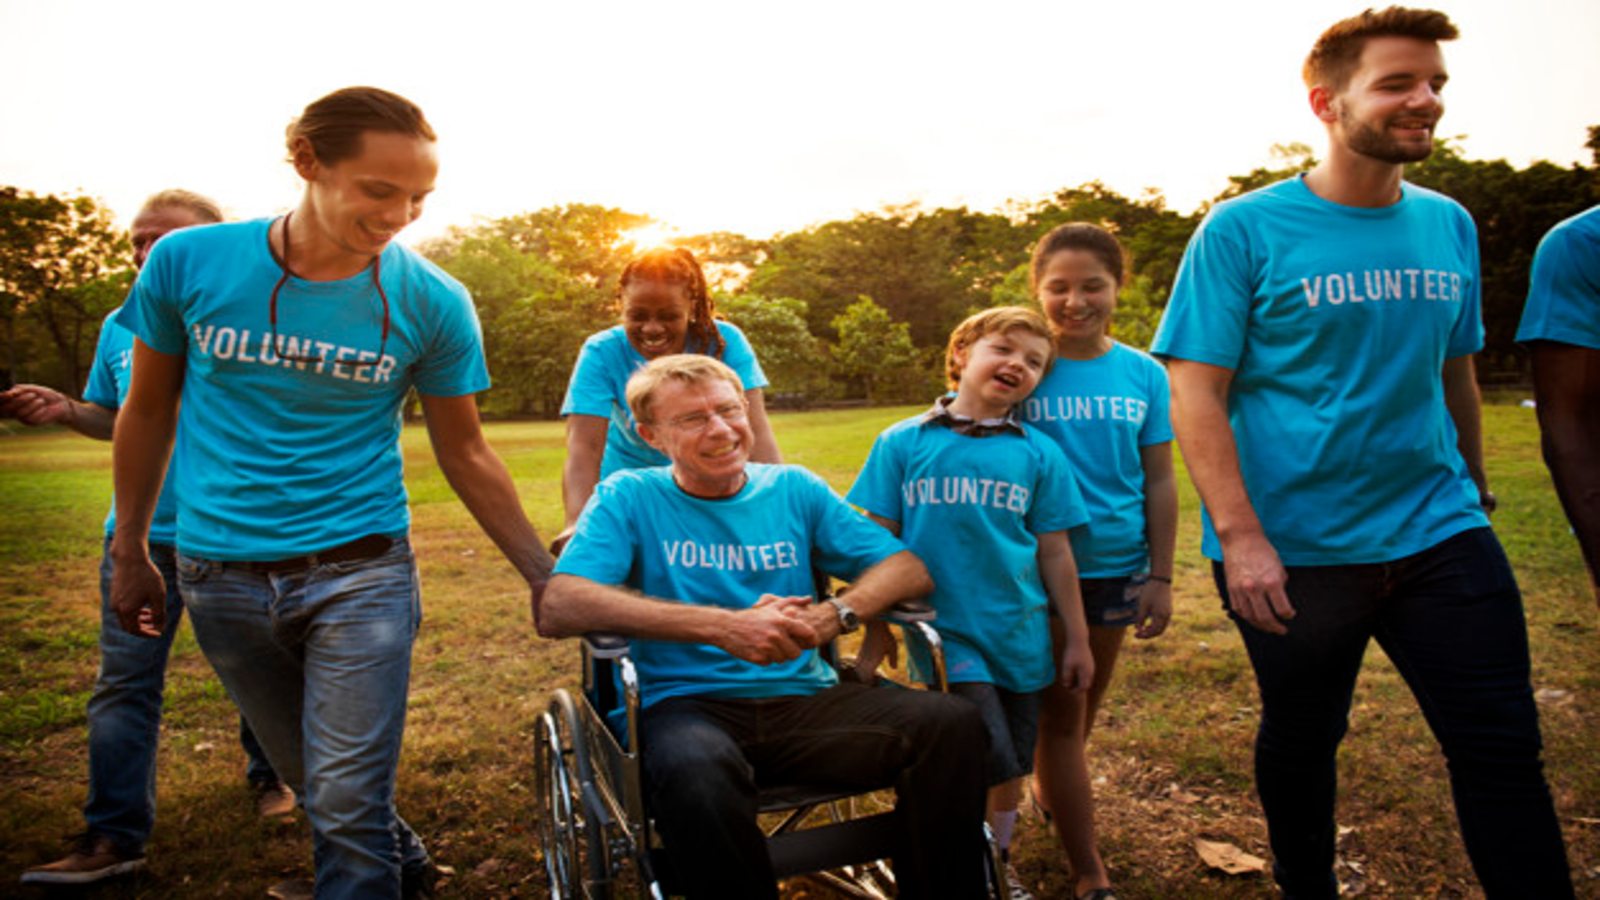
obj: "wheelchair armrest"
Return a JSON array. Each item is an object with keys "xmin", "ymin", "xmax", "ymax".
[
  {"xmin": 583, "ymin": 632, "xmax": 632, "ymax": 659},
  {"xmin": 879, "ymin": 598, "xmax": 936, "ymax": 624}
]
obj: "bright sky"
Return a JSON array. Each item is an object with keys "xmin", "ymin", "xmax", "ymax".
[{"xmin": 2, "ymin": 0, "xmax": 1595, "ymax": 245}]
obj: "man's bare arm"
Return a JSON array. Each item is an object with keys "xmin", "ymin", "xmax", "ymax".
[
  {"xmin": 110, "ymin": 341, "xmax": 183, "ymax": 637},
  {"xmin": 1530, "ymin": 341, "xmax": 1600, "ymax": 600},
  {"xmin": 421, "ymin": 393, "xmax": 556, "ymax": 619},
  {"xmin": 1442, "ymin": 354, "xmax": 1490, "ymax": 503},
  {"xmin": 1166, "ymin": 359, "xmax": 1293, "ymax": 635}
]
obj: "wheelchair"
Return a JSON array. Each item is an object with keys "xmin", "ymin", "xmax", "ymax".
[{"xmin": 534, "ymin": 598, "xmax": 1011, "ymax": 899}]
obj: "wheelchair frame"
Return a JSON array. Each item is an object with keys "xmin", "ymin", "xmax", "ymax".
[{"xmin": 534, "ymin": 603, "xmax": 1009, "ymax": 899}]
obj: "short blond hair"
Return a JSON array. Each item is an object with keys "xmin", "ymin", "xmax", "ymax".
[
  {"xmin": 945, "ymin": 307, "xmax": 1054, "ymax": 390},
  {"xmin": 625, "ymin": 354, "xmax": 746, "ymax": 425},
  {"xmin": 1303, "ymin": 7, "xmax": 1458, "ymax": 91}
]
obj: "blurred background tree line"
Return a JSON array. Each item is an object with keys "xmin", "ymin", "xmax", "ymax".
[{"xmin": 4, "ymin": 129, "xmax": 1596, "ymax": 414}]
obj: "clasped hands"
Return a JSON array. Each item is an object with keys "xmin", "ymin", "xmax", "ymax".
[{"xmin": 714, "ymin": 594, "xmax": 837, "ymax": 665}]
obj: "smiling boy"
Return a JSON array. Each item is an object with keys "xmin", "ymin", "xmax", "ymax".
[{"xmin": 847, "ymin": 306, "xmax": 1093, "ymax": 894}]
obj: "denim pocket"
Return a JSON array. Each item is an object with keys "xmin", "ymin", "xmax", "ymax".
[{"xmin": 175, "ymin": 554, "xmax": 217, "ymax": 584}]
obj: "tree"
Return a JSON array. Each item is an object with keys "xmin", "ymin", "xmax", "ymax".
[
  {"xmin": 1111, "ymin": 274, "xmax": 1166, "ymax": 352},
  {"xmin": 829, "ymin": 296, "xmax": 931, "ymax": 403},
  {"xmin": 750, "ymin": 207, "xmax": 975, "ymax": 347},
  {"xmin": 715, "ymin": 293, "xmax": 828, "ymax": 400},
  {"xmin": 0, "ymin": 187, "xmax": 130, "ymax": 392},
  {"xmin": 422, "ymin": 205, "xmax": 642, "ymax": 416},
  {"xmin": 1209, "ymin": 143, "xmax": 1318, "ymax": 203},
  {"xmin": 1406, "ymin": 138, "xmax": 1598, "ymax": 373},
  {"xmin": 675, "ymin": 231, "xmax": 769, "ymax": 293}
]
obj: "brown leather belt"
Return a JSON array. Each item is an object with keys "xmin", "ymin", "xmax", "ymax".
[{"xmin": 231, "ymin": 535, "xmax": 395, "ymax": 574}]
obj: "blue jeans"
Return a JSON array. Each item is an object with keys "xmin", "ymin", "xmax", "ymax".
[
  {"xmin": 1216, "ymin": 527, "xmax": 1572, "ymax": 899},
  {"xmin": 177, "ymin": 539, "xmax": 428, "ymax": 900},
  {"xmin": 85, "ymin": 539, "xmax": 277, "ymax": 853},
  {"xmin": 640, "ymin": 681, "xmax": 990, "ymax": 900}
]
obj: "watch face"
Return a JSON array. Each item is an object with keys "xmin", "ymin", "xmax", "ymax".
[{"xmin": 832, "ymin": 599, "xmax": 860, "ymax": 631}]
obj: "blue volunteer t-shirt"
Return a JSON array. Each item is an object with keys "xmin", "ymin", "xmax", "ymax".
[
  {"xmin": 554, "ymin": 463, "xmax": 905, "ymax": 711},
  {"xmin": 1517, "ymin": 205, "xmax": 1600, "ymax": 349},
  {"xmin": 84, "ymin": 306, "xmax": 178, "ymax": 545},
  {"xmin": 845, "ymin": 418, "xmax": 1088, "ymax": 692},
  {"xmin": 560, "ymin": 322, "xmax": 768, "ymax": 478},
  {"xmin": 117, "ymin": 219, "xmax": 489, "ymax": 560},
  {"xmin": 1021, "ymin": 342, "xmax": 1173, "ymax": 577},
  {"xmin": 1151, "ymin": 176, "xmax": 1488, "ymax": 565}
]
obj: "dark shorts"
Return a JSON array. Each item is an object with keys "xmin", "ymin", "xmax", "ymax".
[
  {"xmin": 948, "ymin": 682, "xmax": 1042, "ymax": 786},
  {"xmin": 1080, "ymin": 575, "xmax": 1141, "ymax": 627}
]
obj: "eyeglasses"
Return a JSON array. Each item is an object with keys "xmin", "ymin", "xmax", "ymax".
[
  {"xmin": 663, "ymin": 401, "xmax": 748, "ymax": 433},
  {"xmin": 268, "ymin": 211, "xmax": 390, "ymax": 367}
]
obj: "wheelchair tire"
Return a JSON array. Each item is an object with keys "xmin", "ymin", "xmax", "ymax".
[{"xmin": 536, "ymin": 706, "xmax": 582, "ymax": 899}]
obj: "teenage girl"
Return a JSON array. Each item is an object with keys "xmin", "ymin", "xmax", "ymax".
[
  {"xmin": 557, "ymin": 247, "xmax": 781, "ymax": 546},
  {"xmin": 1023, "ymin": 223, "xmax": 1178, "ymax": 900}
]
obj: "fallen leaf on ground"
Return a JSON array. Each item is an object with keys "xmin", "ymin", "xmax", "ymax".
[
  {"xmin": 193, "ymin": 741, "xmax": 216, "ymax": 752},
  {"xmin": 1195, "ymin": 838, "xmax": 1267, "ymax": 875},
  {"xmin": 1535, "ymin": 687, "xmax": 1572, "ymax": 705},
  {"xmin": 1167, "ymin": 782, "xmax": 1202, "ymax": 803}
]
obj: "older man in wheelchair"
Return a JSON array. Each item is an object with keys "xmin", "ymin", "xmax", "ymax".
[{"xmin": 537, "ymin": 354, "xmax": 991, "ymax": 899}]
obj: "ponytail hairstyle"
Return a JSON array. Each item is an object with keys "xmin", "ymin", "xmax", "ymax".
[
  {"xmin": 618, "ymin": 247, "xmax": 724, "ymax": 358},
  {"xmin": 286, "ymin": 86, "xmax": 436, "ymax": 165}
]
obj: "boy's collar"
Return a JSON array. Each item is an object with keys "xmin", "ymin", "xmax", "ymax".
[{"xmin": 921, "ymin": 395, "xmax": 1025, "ymax": 437}]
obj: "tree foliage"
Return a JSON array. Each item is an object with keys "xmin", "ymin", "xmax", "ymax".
[
  {"xmin": 5, "ymin": 128, "xmax": 1593, "ymax": 410},
  {"xmin": 1, "ymin": 187, "xmax": 130, "ymax": 392},
  {"xmin": 829, "ymin": 296, "xmax": 930, "ymax": 403},
  {"xmin": 1406, "ymin": 139, "xmax": 1600, "ymax": 373},
  {"xmin": 751, "ymin": 207, "xmax": 991, "ymax": 347},
  {"xmin": 420, "ymin": 205, "xmax": 640, "ymax": 416},
  {"xmin": 715, "ymin": 293, "xmax": 828, "ymax": 398}
]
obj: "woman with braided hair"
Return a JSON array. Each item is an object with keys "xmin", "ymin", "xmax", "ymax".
[{"xmin": 556, "ymin": 247, "xmax": 781, "ymax": 548}]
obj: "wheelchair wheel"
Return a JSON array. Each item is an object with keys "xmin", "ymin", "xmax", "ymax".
[
  {"xmin": 540, "ymin": 688, "xmax": 623, "ymax": 899},
  {"xmin": 536, "ymin": 707, "xmax": 582, "ymax": 899},
  {"xmin": 981, "ymin": 821, "xmax": 1009, "ymax": 900}
]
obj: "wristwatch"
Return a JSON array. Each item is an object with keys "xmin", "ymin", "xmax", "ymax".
[{"xmin": 826, "ymin": 597, "xmax": 861, "ymax": 634}]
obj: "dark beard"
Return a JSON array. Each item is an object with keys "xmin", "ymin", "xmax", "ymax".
[{"xmin": 1340, "ymin": 109, "xmax": 1435, "ymax": 163}]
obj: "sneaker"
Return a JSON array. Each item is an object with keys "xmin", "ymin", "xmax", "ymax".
[
  {"xmin": 19, "ymin": 833, "xmax": 146, "ymax": 885},
  {"xmin": 1003, "ymin": 862, "xmax": 1036, "ymax": 900},
  {"xmin": 254, "ymin": 780, "xmax": 297, "ymax": 819}
]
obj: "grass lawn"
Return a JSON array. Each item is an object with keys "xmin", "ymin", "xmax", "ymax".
[{"xmin": 0, "ymin": 400, "xmax": 1595, "ymax": 897}]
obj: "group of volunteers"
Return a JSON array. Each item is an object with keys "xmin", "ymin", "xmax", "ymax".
[{"xmin": 3, "ymin": 5, "xmax": 1594, "ymax": 899}]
